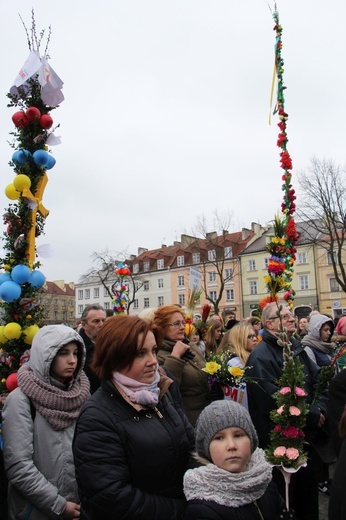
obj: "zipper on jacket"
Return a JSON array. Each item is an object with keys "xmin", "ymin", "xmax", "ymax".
[
  {"xmin": 153, "ymin": 407, "xmax": 163, "ymax": 419},
  {"xmin": 254, "ymin": 501, "xmax": 265, "ymax": 520}
]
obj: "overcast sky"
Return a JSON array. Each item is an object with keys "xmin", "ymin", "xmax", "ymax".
[{"xmin": 0, "ymin": 1, "xmax": 345, "ymax": 283}]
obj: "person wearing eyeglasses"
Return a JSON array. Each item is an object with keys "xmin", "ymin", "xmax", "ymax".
[
  {"xmin": 245, "ymin": 301, "xmax": 328, "ymax": 520},
  {"xmin": 153, "ymin": 305, "xmax": 210, "ymax": 426}
]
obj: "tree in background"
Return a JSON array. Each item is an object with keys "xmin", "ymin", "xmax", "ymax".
[
  {"xmin": 0, "ymin": 12, "xmax": 63, "ymax": 393},
  {"xmin": 80, "ymin": 249, "xmax": 145, "ymax": 314},
  {"xmin": 297, "ymin": 157, "xmax": 346, "ymax": 293}
]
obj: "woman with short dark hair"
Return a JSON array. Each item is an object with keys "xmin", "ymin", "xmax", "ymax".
[{"xmin": 73, "ymin": 315, "xmax": 194, "ymax": 520}]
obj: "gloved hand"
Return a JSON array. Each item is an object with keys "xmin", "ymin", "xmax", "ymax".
[{"xmin": 181, "ymin": 349, "xmax": 195, "ymax": 361}]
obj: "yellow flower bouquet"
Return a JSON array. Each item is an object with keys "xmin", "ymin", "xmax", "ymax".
[{"xmin": 202, "ymin": 351, "xmax": 251, "ymax": 387}]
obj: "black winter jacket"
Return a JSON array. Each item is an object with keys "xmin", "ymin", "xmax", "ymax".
[
  {"xmin": 73, "ymin": 374, "xmax": 195, "ymax": 520},
  {"xmin": 184, "ymin": 481, "xmax": 284, "ymax": 520},
  {"xmin": 245, "ymin": 330, "xmax": 328, "ymax": 448}
]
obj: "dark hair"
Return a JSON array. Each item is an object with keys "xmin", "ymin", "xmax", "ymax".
[
  {"xmin": 91, "ymin": 315, "xmax": 162, "ymax": 379},
  {"xmin": 339, "ymin": 407, "xmax": 346, "ymax": 439}
]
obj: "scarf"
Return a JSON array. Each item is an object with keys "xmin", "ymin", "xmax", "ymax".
[
  {"xmin": 112, "ymin": 370, "xmax": 160, "ymax": 407},
  {"xmin": 184, "ymin": 448, "xmax": 272, "ymax": 507},
  {"xmin": 302, "ymin": 336, "xmax": 335, "ymax": 355},
  {"xmin": 17, "ymin": 363, "xmax": 90, "ymax": 431}
]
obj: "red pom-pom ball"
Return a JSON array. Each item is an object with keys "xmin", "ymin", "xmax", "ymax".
[
  {"xmin": 12, "ymin": 111, "xmax": 29, "ymax": 128},
  {"xmin": 5, "ymin": 372, "xmax": 18, "ymax": 392},
  {"xmin": 39, "ymin": 114, "xmax": 53, "ymax": 129},
  {"xmin": 26, "ymin": 107, "xmax": 41, "ymax": 122}
]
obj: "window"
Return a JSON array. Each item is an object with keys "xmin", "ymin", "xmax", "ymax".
[
  {"xmin": 133, "ymin": 299, "xmax": 139, "ymax": 309},
  {"xmin": 143, "ymin": 262, "xmax": 150, "ymax": 272},
  {"xmin": 299, "ymin": 275, "xmax": 309, "ymax": 290},
  {"xmin": 158, "ymin": 296, "xmax": 164, "ymax": 306},
  {"xmin": 178, "ymin": 275, "xmax": 185, "ymax": 287},
  {"xmin": 133, "ymin": 264, "xmax": 139, "ymax": 273},
  {"xmin": 263, "ymin": 258, "xmax": 269, "ymax": 269},
  {"xmin": 177, "ymin": 255, "xmax": 184, "ymax": 266},
  {"xmin": 45, "ymin": 299, "xmax": 49, "ymax": 306},
  {"xmin": 104, "ymin": 302, "xmax": 110, "ymax": 309},
  {"xmin": 143, "ymin": 281, "xmax": 149, "ymax": 291},
  {"xmin": 78, "ymin": 305, "xmax": 83, "ymax": 314},
  {"xmin": 157, "ymin": 259, "xmax": 164, "ymax": 270},
  {"xmin": 248, "ymin": 260, "xmax": 256, "ymax": 272},
  {"xmin": 178, "ymin": 294, "xmax": 185, "ymax": 306},
  {"xmin": 226, "ymin": 289, "xmax": 234, "ymax": 301},
  {"xmin": 54, "ymin": 311, "xmax": 58, "ymax": 320},
  {"xmin": 330, "ymin": 278, "xmax": 340, "ymax": 292},
  {"xmin": 209, "ymin": 290, "xmax": 217, "ymax": 301},
  {"xmin": 54, "ymin": 299, "xmax": 58, "ymax": 306},
  {"xmin": 224, "ymin": 247, "xmax": 233, "ymax": 259},
  {"xmin": 249, "ymin": 281, "xmax": 257, "ymax": 295},
  {"xmin": 85, "ymin": 289, "xmax": 90, "ymax": 299},
  {"xmin": 144, "ymin": 298, "xmax": 150, "ymax": 308},
  {"xmin": 61, "ymin": 300, "xmax": 66, "ymax": 308},
  {"xmin": 225, "ymin": 268, "xmax": 233, "ymax": 280},
  {"xmin": 70, "ymin": 300, "xmax": 74, "ymax": 307},
  {"xmin": 209, "ymin": 271, "xmax": 217, "ymax": 282},
  {"xmin": 45, "ymin": 310, "xmax": 50, "ymax": 318},
  {"xmin": 158, "ymin": 278, "xmax": 164, "ymax": 288},
  {"xmin": 62, "ymin": 311, "xmax": 67, "ymax": 321},
  {"xmin": 94, "ymin": 288, "xmax": 99, "ymax": 298},
  {"xmin": 104, "ymin": 287, "xmax": 109, "ymax": 297},
  {"xmin": 70, "ymin": 311, "xmax": 74, "ymax": 319},
  {"xmin": 327, "ymin": 251, "xmax": 338, "ymax": 265},
  {"xmin": 192, "ymin": 252, "xmax": 200, "ymax": 264},
  {"xmin": 78, "ymin": 290, "xmax": 83, "ymax": 300},
  {"xmin": 298, "ymin": 252, "xmax": 307, "ymax": 264},
  {"xmin": 208, "ymin": 250, "xmax": 216, "ymax": 261}
]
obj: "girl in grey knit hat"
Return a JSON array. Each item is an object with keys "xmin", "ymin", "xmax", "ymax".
[{"xmin": 183, "ymin": 400, "xmax": 295, "ymax": 519}]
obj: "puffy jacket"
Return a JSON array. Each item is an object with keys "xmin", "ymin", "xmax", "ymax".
[
  {"xmin": 2, "ymin": 325, "xmax": 87, "ymax": 520},
  {"xmin": 157, "ymin": 339, "xmax": 210, "ymax": 426},
  {"xmin": 73, "ymin": 373, "xmax": 195, "ymax": 520},
  {"xmin": 245, "ymin": 329, "xmax": 328, "ymax": 449}
]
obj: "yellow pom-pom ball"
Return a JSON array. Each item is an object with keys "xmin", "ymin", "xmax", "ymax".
[
  {"xmin": 23, "ymin": 324, "xmax": 39, "ymax": 345},
  {"xmin": 1, "ymin": 378, "xmax": 6, "ymax": 384},
  {"xmin": 4, "ymin": 322, "xmax": 22, "ymax": 340},
  {"xmin": 26, "ymin": 314, "xmax": 32, "ymax": 320},
  {"xmin": 0, "ymin": 326, "xmax": 7, "ymax": 344},
  {"xmin": 5, "ymin": 184, "xmax": 20, "ymax": 200},
  {"xmin": 13, "ymin": 174, "xmax": 31, "ymax": 192}
]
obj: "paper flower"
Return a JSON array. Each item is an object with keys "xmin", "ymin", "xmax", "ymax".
[
  {"xmin": 274, "ymin": 446, "xmax": 286, "ymax": 457},
  {"xmin": 203, "ymin": 361, "xmax": 221, "ymax": 375},
  {"xmin": 289, "ymin": 406, "xmax": 301, "ymax": 416},
  {"xmin": 283, "ymin": 426, "xmax": 299, "ymax": 438},
  {"xmin": 280, "ymin": 387, "xmax": 291, "ymax": 395},
  {"xmin": 277, "ymin": 405, "xmax": 285, "ymax": 415},
  {"xmin": 295, "ymin": 387, "xmax": 306, "ymax": 397},
  {"xmin": 286, "ymin": 448, "xmax": 299, "ymax": 460}
]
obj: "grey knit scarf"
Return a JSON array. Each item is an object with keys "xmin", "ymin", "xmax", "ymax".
[
  {"xmin": 184, "ymin": 448, "xmax": 272, "ymax": 507},
  {"xmin": 17, "ymin": 363, "xmax": 90, "ymax": 431},
  {"xmin": 302, "ymin": 336, "xmax": 335, "ymax": 354}
]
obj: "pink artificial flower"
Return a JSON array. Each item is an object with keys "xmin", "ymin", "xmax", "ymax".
[
  {"xmin": 286, "ymin": 448, "xmax": 300, "ymax": 460},
  {"xmin": 274, "ymin": 425, "xmax": 282, "ymax": 432},
  {"xmin": 295, "ymin": 387, "xmax": 306, "ymax": 397},
  {"xmin": 283, "ymin": 426, "xmax": 299, "ymax": 438},
  {"xmin": 280, "ymin": 387, "xmax": 291, "ymax": 395},
  {"xmin": 277, "ymin": 405, "xmax": 285, "ymax": 415},
  {"xmin": 274, "ymin": 446, "xmax": 286, "ymax": 457},
  {"xmin": 289, "ymin": 406, "xmax": 301, "ymax": 416}
]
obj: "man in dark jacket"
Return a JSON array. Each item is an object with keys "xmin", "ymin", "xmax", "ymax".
[
  {"xmin": 246, "ymin": 302, "xmax": 328, "ymax": 520},
  {"xmin": 79, "ymin": 304, "xmax": 106, "ymax": 393}
]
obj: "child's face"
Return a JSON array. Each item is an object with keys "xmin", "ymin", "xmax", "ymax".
[
  {"xmin": 209, "ymin": 427, "xmax": 251, "ymax": 473},
  {"xmin": 50, "ymin": 342, "xmax": 79, "ymax": 383}
]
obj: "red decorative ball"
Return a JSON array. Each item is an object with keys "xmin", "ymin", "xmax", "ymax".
[
  {"xmin": 39, "ymin": 114, "xmax": 53, "ymax": 129},
  {"xmin": 26, "ymin": 107, "xmax": 41, "ymax": 122},
  {"xmin": 5, "ymin": 372, "xmax": 18, "ymax": 392},
  {"xmin": 12, "ymin": 111, "xmax": 29, "ymax": 128}
]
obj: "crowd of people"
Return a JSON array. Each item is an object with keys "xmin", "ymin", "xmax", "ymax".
[{"xmin": 1, "ymin": 301, "xmax": 346, "ymax": 519}]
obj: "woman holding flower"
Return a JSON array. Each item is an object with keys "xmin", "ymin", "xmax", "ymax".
[{"xmin": 153, "ymin": 305, "xmax": 210, "ymax": 426}]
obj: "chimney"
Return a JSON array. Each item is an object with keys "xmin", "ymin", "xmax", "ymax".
[{"xmin": 138, "ymin": 247, "xmax": 148, "ymax": 255}]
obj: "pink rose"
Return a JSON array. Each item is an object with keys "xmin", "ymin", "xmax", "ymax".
[
  {"xmin": 277, "ymin": 405, "xmax": 285, "ymax": 415},
  {"xmin": 283, "ymin": 426, "xmax": 299, "ymax": 438},
  {"xmin": 274, "ymin": 425, "xmax": 282, "ymax": 432},
  {"xmin": 274, "ymin": 446, "xmax": 286, "ymax": 457},
  {"xmin": 295, "ymin": 387, "xmax": 306, "ymax": 397},
  {"xmin": 280, "ymin": 387, "xmax": 291, "ymax": 395},
  {"xmin": 289, "ymin": 406, "xmax": 301, "ymax": 416},
  {"xmin": 286, "ymin": 448, "xmax": 299, "ymax": 460}
]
